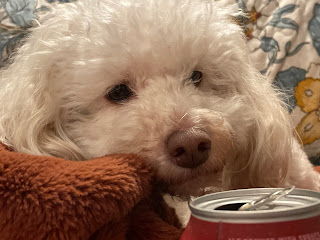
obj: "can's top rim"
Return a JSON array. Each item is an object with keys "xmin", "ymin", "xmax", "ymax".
[{"xmin": 190, "ymin": 188, "xmax": 320, "ymax": 221}]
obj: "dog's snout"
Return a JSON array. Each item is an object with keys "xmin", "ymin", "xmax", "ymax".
[{"xmin": 166, "ymin": 129, "xmax": 211, "ymax": 168}]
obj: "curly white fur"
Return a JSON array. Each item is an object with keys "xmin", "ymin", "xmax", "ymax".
[{"xmin": 0, "ymin": 0, "xmax": 319, "ymax": 199}]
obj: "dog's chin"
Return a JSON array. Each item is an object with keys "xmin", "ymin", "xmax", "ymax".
[{"xmin": 159, "ymin": 167, "xmax": 223, "ymax": 200}]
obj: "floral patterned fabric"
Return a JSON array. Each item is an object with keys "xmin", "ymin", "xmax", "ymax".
[
  {"xmin": 0, "ymin": 0, "xmax": 73, "ymax": 66},
  {"xmin": 1, "ymin": 0, "xmax": 320, "ymax": 165},
  {"xmin": 218, "ymin": 0, "xmax": 320, "ymax": 166}
]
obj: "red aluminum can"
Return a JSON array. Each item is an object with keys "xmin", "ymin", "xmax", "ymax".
[{"xmin": 180, "ymin": 188, "xmax": 320, "ymax": 240}]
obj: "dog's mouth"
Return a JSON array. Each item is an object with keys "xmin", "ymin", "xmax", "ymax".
[{"xmin": 165, "ymin": 170, "xmax": 223, "ymax": 199}]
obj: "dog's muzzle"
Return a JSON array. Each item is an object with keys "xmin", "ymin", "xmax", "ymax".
[{"xmin": 166, "ymin": 129, "xmax": 211, "ymax": 168}]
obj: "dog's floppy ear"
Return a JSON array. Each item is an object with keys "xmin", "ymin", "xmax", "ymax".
[
  {"xmin": 0, "ymin": 18, "xmax": 85, "ymax": 160},
  {"xmin": 222, "ymin": 66, "xmax": 291, "ymax": 189}
]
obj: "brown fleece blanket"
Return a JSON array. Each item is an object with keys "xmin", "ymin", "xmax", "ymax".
[
  {"xmin": 0, "ymin": 144, "xmax": 182, "ymax": 240},
  {"xmin": 1, "ymin": 143, "xmax": 319, "ymax": 240}
]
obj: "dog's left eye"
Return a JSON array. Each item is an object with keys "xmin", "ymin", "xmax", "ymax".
[
  {"xmin": 105, "ymin": 84, "xmax": 133, "ymax": 103},
  {"xmin": 189, "ymin": 71, "xmax": 202, "ymax": 87}
]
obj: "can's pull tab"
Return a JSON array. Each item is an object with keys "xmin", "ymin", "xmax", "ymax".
[{"xmin": 238, "ymin": 186, "xmax": 296, "ymax": 211}]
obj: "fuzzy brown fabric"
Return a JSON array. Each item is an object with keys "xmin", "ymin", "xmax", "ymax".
[
  {"xmin": 0, "ymin": 144, "xmax": 182, "ymax": 240},
  {"xmin": 1, "ymin": 142, "xmax": 318, "ymax": 240}
]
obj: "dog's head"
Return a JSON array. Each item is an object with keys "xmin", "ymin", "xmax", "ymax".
[{"xmin": 0, "ymin": 0, "xmax": 292, "ymax": 196}]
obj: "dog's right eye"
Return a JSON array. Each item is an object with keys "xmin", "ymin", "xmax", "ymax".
[
  {"xmin": 105, "ymin": 84, "xmax": 133, "ymax": 103},
  {"xmin": 189, "ymin": 70, "xmax": 202, "ymax": 87}
]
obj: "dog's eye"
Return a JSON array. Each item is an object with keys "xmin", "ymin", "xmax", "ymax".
[
  {"xmin": 106, "ymin": 84, "xmax": 133, "ymax": 102},
  {"xmin": 190, "ymin": 71, "xmax": 202, "ymax": 87}
]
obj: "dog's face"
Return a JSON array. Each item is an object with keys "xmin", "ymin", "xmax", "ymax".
[
  {"xmin": 0, "ymin": 0, "xmax": 291, "ymax": 195},
  {"xmin": 51, "ymin": 0, "xmax": 250, "ymax": 189}
]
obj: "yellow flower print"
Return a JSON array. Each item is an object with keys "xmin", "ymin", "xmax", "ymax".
[
  {"xmin": 232, "ymin": 0, "xmax": 279, "ymax": 41},
  {"xmin": 246, "ymin": 7, "xmax": 262, "ymax": 25},
  {"xmin": 296, "ymin": 110, "xmax": 320, "ymax": 145},
  {"xmin": 295, "ymin": 64, "xmax": 320, "ymax": 145},
  {"xmin": 295, "ymin": 78, "xmax": 320, "ymax": 113}
]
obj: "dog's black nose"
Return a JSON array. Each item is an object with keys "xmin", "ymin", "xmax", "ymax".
[{"xmin": 166, "ymin": 129, "xmax": 211, "ymax": 168}]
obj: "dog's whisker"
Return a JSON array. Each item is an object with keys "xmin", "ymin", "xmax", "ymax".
[{"xmin": 177, "ymin": 112, "xmax": 188, "ymax": 125}]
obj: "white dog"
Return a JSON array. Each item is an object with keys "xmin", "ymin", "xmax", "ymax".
[{"xmin": 0, "ymin": 0, "xmax": 319, "ymax": 202}]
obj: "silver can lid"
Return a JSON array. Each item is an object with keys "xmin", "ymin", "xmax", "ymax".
[{"xmin": 190, "ymin": 188, "xmax": 320, "ymax": 223}]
